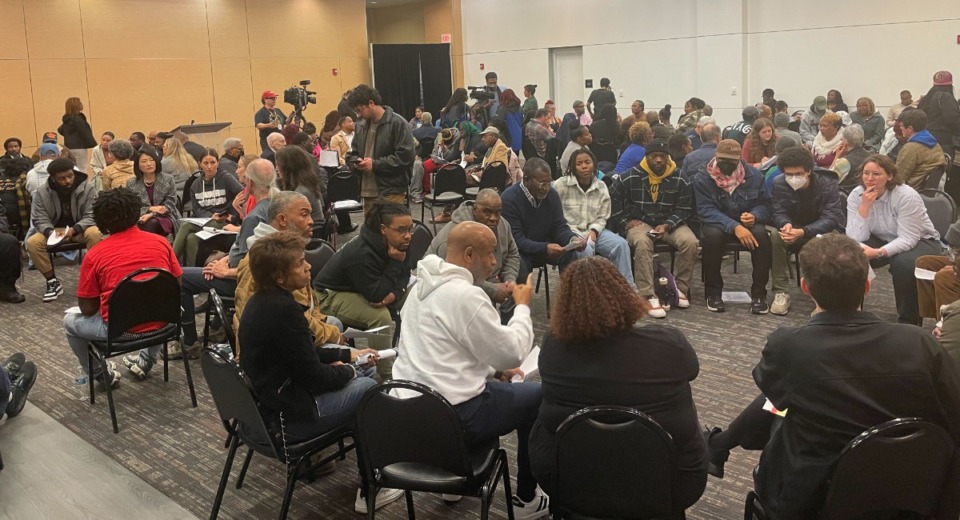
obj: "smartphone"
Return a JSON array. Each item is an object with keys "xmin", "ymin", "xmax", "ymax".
[{"xmin": 647, "ymin": 230, "xmax": 662, "ymax": 239}]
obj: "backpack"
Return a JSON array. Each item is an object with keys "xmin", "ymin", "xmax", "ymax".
[{"xmin": 653, "ymin": 261, "xmax": 680, "ymax": 309}]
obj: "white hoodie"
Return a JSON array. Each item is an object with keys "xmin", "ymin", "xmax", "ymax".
[{"xmin": 393, "ymin": 254, "xmax": 534, "ymax": 405}]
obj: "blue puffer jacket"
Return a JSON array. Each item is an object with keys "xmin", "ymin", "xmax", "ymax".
[{"xmin": 693, "ymin": 160, "xmax": 771, "ymax": 233}]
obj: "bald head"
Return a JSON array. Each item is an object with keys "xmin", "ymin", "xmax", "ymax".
[{"xmin": 446, "ymin": 221, "xmax": 497, "ymax": 284}]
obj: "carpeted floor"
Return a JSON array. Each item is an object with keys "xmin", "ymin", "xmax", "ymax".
[{"xmin": 0, "ymin": 219, "xmax": 910, "ymax": 519}]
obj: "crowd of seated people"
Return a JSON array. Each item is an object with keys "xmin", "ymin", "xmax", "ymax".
[{"xmin": 1, "ymin": 72, "xmax": 959, "ymax": 518}]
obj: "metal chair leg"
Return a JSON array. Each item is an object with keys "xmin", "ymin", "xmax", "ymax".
[
  {"xmin": 182, "ymin": 349, "xmax": 198, "ymax": 408},
  {"xmin": 209, "ymin": 434, "xmax": 240, "ymax": 520},
  {"xmin": 163, "ymin": 341, "xmax": 169, "ymax": 382},
  {"xmin": 235, "ymin": 448, "xmax": 254, "ymax": 489},
  {"xmin": 87, "ymin": 344, "xmax": 96, "ymax": 404},
  {"xmin": 405, "ymin": 489, "xmax": 416, "ymax": 519},
  {"xmin": 104, "ymin": 358, "xmax": 120, "ymax": 433},
  {"xmin": 501, "ymin": 452, "xmax": 515, "ymax": 520}
]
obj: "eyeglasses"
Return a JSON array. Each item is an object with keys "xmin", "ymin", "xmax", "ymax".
[
  {"xmin": 386, "ymin": 226, "xmax": 413, "ymax": 236},
  {"xmin": 525, "ymin": 178, "xmax": 552, "ymax": 190}
]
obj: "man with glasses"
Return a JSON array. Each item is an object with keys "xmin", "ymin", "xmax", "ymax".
[
  {"xmin": 502, "ymin": 158, "xmax": 578, "ymax": 281},
  {"xmin": 345, "ymin": 84, "xmax": 416, "ymax": 216},
  {"xmin": 255, "ymin": 90, "xmax": 286, "ymax": 153},
  {"xmin": 427, "ymin": 188, "xmax": 520, "ymax": 306}
]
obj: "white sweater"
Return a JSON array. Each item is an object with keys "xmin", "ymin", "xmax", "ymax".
[{"xmin": 393, "ymin": 254, "xmax": 534, "ymax": 405}]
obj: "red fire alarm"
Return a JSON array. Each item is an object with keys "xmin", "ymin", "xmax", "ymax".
[
  {"xmin": 480, "ymin": 63, "xmax": 485, "ymax": 71},
  {"xmin": 332, "ymin": 68, "xmax": 339, "ymax": 76}
]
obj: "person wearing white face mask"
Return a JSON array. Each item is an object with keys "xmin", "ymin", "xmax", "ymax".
[{"xmin": 768, "ymin": 147, "xmax": 846, "ymax": 315}]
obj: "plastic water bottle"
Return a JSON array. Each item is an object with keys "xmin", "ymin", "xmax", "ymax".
[
  {"xmin": 74, "ymin": 365, "xmax": 88, "ymax": 400},
  {"xmin": 659, "ymin": 277, "xmax": 672, "ymax": 311}
]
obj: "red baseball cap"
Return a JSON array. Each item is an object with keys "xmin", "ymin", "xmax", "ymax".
[{"xmin": 261, "ymin": 90, "xmax": 278, "ymax": 101}]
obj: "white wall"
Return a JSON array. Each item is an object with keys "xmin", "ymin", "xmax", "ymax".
[{"xmin": 461, "ymin": 0, "xmax": 960, "ymax": 127}]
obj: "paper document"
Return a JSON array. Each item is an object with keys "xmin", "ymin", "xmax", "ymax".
[
  {"xmin": 721, "ymin": 291, "xmax": 752, "ymax": 304},
  {"xmin": 762, "ymin": 398, "xmax": 788, "ymax": 417},
  {"xmin": 511, "ymin": 346, "xmax": 541, "ymax": 383},
  {"xmin": 342, "ymin": 325, "xmax": 391, "ymax": 340},
  {"xmin": 195, "ymin": 227, "xmax": 238, "ymax": 241},
  {"xmin": 65, "ymin": 306, "xmax": 81, "ymax": 314},
  {"xmin": 319, "ymin": 150, "xmax": 340, "ymax": 168},
  {"xmin": 46, "ymin": 228, "xmax": 69, "ymax": 246},
  {"xmin": 356, "ymin": 348, "xmax": 398, "ymax": 365},
  {"xmin": 333, "ymin": 200, "xmax": 362, "ymax": 210},
  {"xmin": 915, "ymin": 267, "xmax": 938, "ymax": 281},
  {"xmin": 181, "ymin": 217, "xmax": 211, "ymax": 227}
]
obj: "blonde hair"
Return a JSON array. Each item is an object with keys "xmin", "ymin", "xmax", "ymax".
[
  {"xmin": 628, "ymin": 121, "xmax": 652, "ymax": 145},
  {"xmin": 65, "ymin": 97, "xmax": 83, "ymax": 116},
  {"xmin": 857, "ymin": 96, "xmax": 876, "ymax": 114},
  {"xmin": 163, "ymin": 138, "xmax": 198, "ymax": 175}
]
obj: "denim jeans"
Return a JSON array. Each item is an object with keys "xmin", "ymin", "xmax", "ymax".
[
  {"xmin": 283, "ymin": 372, "xmax": 378, "ymax": 441},
  {"xmin": 64, "ymin": 312, "xmax": 161, "ymax": 375},
  {"xmin": 180, "ymin": 267, "xmax": 237, "ymax": 345},
  {"xmin": 575, "ymin": 230, "xmax": 636, "ymax": 289}
]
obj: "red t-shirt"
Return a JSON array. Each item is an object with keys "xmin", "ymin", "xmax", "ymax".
[{"xmin": 77, "ymin": 227, "xmax": 183, "ymax": 331}]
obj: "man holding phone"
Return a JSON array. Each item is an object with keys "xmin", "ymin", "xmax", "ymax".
[
  {"xmin": 693, "ymin": 139, "xmax": 773, "ymax": 314},
  {"xmin": 610, "ymin": 139, "xmax": 698, "ymax": 318}
]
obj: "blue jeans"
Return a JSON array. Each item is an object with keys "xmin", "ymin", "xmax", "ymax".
[
  {"xmin": 283, "ymin": 373, "xmax": 378, "ymax": 441},
  {"xmin": 64, "ymin": 313, "xmax": 162, "ymax": 375},
  {"xmin": 180, "ymin": 267, "xmax": 237, "ymax": 345},
  {"xmin": 576, "ymin": 230, "xmax": 636, "ymax": 289},
  {"xmin": 454, "ymin": 382, "xmax": 542, "ymax": 501}
]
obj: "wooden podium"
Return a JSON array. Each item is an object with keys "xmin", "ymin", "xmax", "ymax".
[{"xmin": 172, "ymin": 122, "xmax": 232, "ymax": 151}]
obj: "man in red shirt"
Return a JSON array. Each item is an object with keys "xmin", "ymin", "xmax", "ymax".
[{"xmin": 63, "ymin": 188, "xmax": 182, "ymax": 387}]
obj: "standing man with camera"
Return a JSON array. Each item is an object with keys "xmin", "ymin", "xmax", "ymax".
[
  {"xmin": 254, "ymin": 90, "xmax": 287, "ymax": 153},
  {"xmin": 346, "ymin": 84, "xmax": 416, "ymax": 214}
]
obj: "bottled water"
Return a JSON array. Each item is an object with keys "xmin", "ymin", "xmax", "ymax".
[{"xmin": 74, "ymin": 365, "xmax": 88, "ymax": 400}]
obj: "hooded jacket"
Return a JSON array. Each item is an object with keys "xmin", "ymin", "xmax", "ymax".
[
  {"xmin": 425, "ymin": 201, "xmax": 520, "ymax": 300},
  {"xmin": 917, "ymin": 85, "xmax": 960, "ymax": 155},
  {"xmin": 896, "ymin": 129, "xmax": 945, "ymax": 189},
  {"xmin": 799, "ymin": 105, "xmax": 825, "ymax": 146},
  {"xmin": 33, "ymin": 170, "xmax": 96, "ymax": 237},
  {"xmin": 313, "ymin": 224, "xmax": 411, "ymax": 304},
  {"xmin": 850, "ymin": 111, "xmax": 885, "ymax": 152},
  {"xmin": 392, "ymin": 254, "xmax": 534, "ymax": 405},
  {"xmin": 771, "ymin": 169, "xmax": 845, "ymax": 236},
  {"xmin": 57, "ymin": 113, "xmax": 97, "ymax": 149},
  {"xmin": 346, "ymin": 105, "xmax": 416, "ymax": 197}
]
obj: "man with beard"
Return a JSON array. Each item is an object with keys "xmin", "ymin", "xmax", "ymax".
[
  {"xmin": 610, "ymin": 139, "xmax": 697, "ymax": 318},
  {"xmin": 693, "ymin": 139, "xmax": 772, "ymax": 314}
]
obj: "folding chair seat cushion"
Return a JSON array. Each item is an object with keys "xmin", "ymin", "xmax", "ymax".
[
  {"xmin": 91, "ymin": 323, "xmax": 178, "ymax": 351},
  {"xmin": 378, "ymin": 437, "xmax": 499, "ymax": 494}
]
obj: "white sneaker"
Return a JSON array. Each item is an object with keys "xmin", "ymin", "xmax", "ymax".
[
  {"xmin": 354, "ymin": 487, "xmax": 404, "ymax": 514},
  {"xmin": 770, "ymin": 293, "xmax": 791, "ymax": 316},
  {"xmin": 676, "ymin": 290, "xmax": 690, "ymax": 309},
  {"xmin": 646, "ymin": 296, "xmax": 667, "ymax": 319},
  {"xmin": 440, "ymin": 493, "xmax": 462, "ymax": 502},
  {"xmin": 512, "ymin": 487, "xmax": 550, "ymax": 519}
]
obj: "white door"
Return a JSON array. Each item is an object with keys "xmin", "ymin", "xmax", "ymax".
[{"xmin": 550, "ymin": 47, "xmax": 584, "ymax": 118}]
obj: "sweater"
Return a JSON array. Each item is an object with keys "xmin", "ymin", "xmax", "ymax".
[
  {"xmin": 239, "ymin": 289, "xmax": 354, "ymax": 424},
  {"xmin": 190, "ymin": 170, "xmax": 243, "ymax": 219},
  {"xmin": 501, "ymin": 183, "xmax": 576, "ymax": 260},
  {"xmin": 392, "ymin": 255, "xmax": 534, "ymax": 405}
]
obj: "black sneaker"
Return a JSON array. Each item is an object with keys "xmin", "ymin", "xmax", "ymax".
[
  {"xmin": 751, "ymin": 296, "xmax": 769, "ymax": 315},
  {"xmin": 702, "ymin": 427, "xmax": 729, "ymax": 478},
  {"xmin": 6, "ymin": 360, "xmax": 36, "ymax": 418},
  {"xmin": 2, "ymin": 352, "xmax": 26, "ymax": 379},
  {"xmin": 706, "ymin": 295, "xmax": 725, "ymax": 312},
  {"xmin": 43, "ymin": 278, "xmax": 63, "ymax": 302}
]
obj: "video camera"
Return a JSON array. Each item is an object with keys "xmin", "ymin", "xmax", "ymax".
[
  {"xmin": 467, "ymin": 85, "xmax": 498, "ymax": 102},
  {"xmin": 284, "ymin": 80, "xmax": 317, "ymax": 119}
]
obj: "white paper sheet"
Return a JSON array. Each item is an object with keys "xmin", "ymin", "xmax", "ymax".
[
  {"xmin": 333, "ymin": 200, "xmax": 362, "ymax": 210},
  {"xmin": 181, "ymin": 217, "xmax": 211, "ymax": 227},
  {"xmin": 720, "ymin": 291, "xmax": 752, "ymax": 304},
  {"xmin": 319, "ymin": 150, "xmax": 340, "ymax": 168},
  {"xmin": 342, "ymin": 325, "xmax": 391, "ymax": 340},
  {"xmin": 511, "ymin": 346, "xmax": 541, "ymax": 383}
]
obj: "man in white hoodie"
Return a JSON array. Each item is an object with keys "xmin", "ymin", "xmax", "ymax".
[{"xmin": 393, "ymin": 221, "xmax": 549, "ymax": 518}]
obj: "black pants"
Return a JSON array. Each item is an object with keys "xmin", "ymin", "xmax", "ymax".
[
  {"xmin": 709, "ymin": 394, "xmax": 776, "ymax": 452},
  {"xmin": 0, "ymin": 232, "xmax": 21, "ymax": 288},
  {"xmin": 866, "ymin": 236, "xmax": 943, "ymax": 325},
  {"xmin": 701, "ymin": 224, "xmax": 772, "ymax": 299}
]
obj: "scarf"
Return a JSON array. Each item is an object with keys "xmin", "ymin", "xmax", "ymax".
[
  {"xmin": 706, "ymin": 158, "xmax": 745, "ymax": 194},
  {"xmin": 639, "ymin": 156, "xmax": 677, "ymax": 202},
  {"xmin": 812, "ymin": 130, "xmax": 843, "ymax": 160}
]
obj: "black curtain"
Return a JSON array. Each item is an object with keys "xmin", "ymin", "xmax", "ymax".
[{"xmin": 372, "ymin": 43, "xmax": 452, "ymax": 123}]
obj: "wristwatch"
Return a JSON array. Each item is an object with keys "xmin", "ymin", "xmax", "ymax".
[{"xmin": 876, "ymin": 249, "xmax": 887, "ymax": 259}]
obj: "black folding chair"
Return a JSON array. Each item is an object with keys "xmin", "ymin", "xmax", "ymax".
[
  {"xmin": 918, "ymin": 189, "xmax": 957, "ymax": 245},
  {"xmin": 407, "ymin": 220, "xmax": 434, "ymax": 267},
  {"xmin": 305, "ymin": 240, "xmax": 336, "ymax": 284},
  {"xmin": 202, "ymin": 349, "xmax": 356, "ymax": 520},
  {"xmin": 355, "ymin": 380, "xmax": 514, "ymax": 520},
  {"xmin": 180, "ymin": 171, "xmax": 200, "ymax": 215},
  {"xmin": 422, "ymin": 164, "xmax": 466, "ymax": 233},
  {"xmin": 745, "ymin": 417, "xmax": 960, "ymax": 520},
  {"xmin": 86, "ymin": 267, "xmax": 197, "ymax": 433},
  {"xmin": 553, "ymin": 406, "xmax": 683, "ymax": 519},
  {"xmin": 209, "ymin": 289, "xmax": 237, "ymax": 358},
  {"xmin": 465, "ymin": 161, "xmax": 509, "ymax": 199},
  {"xmin": 47, "ymin": 240, "xmax": 86, "ymax": 266},
  {"xmin": 328, "ymin": 170, "xmax": 363, "ymax": 212},
  {"xmin": 592, "ymin": 140, "xmax": 619, "ymax": 165}
]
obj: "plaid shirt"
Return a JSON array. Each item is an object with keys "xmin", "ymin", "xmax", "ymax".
[
  {"xmin": 609, "ymin": 165, "xmax": 692, "ymax": 233},
  {"xmin": 552, "ymin": 175, "xmax": 610, "ymax": 234}
]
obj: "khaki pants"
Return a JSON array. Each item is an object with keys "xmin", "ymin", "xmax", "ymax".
[
  {"xmin": 916, "ymin": 255, "xmax": 960, "ymax": 319},
  {"xmin": 26, "ymin": 226, "xmax": 103, "ymax": 275},
  {"xmin": 363, "ymin": 193, "xmax": 408, "ymax": 218},
  {"xmin": 625, "ymin": 223, "xmax": 698, "ymax": 297},
  {"xmin": 317, "ymin": 288, "xmax": 396, "ymax": 380}
]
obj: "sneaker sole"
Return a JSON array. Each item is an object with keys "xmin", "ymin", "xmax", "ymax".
[
  {"xmin": 752, "ymin": 307, "xmax": 770, "ymax": 315},
  {"xmin": 770, "ymin": 309, "xmax": 789, "ymax": 316},
  {"xmin": 706, "ymin": 305, "xmax": 725, "ymax": 312},
  {"xmin": 355, "ymin": 489, "xmax": 405, "ymax": 514},
  {"xmin": 42, "ymin": 287, "xmax": 63, "ymax": 302}
]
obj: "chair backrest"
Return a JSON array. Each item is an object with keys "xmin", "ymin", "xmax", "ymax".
[
  {"xmin": 820, "ymin": 418, "xmax": 957, "ymax": 518},
  {"xmin": 918, "ymin": 189, "xmax": 957, "ymax": 240},
  {"xmin": 545, "ymin": 138, "xmax": 561, "ymax": 180},
  {"xmin": 554, "ymin": 406, "xmax": 679, "ymax": 519},
  {"xmin": 417, "ymin": 137, "xmax": 436, "ymax": 160},
  {"xmin": 305, "ymin": 240, "xmax": 336, "ymax": 283},
  {"xmin": 209, "ymin": 289, "xmax": 236, "ymax": 355},
  {"xmin": 106, "ymin": 268, "xmax": 181, "ymax": 340},
  {"xmin": 407, "ymin": 220, "xmax": 433, "ymax": 266},
  {"xmin": 356, "ymin": 380, "xmax": 474, "ymax": 485},
  {"xmin": 181, "ymin": 171, "xmax": 200, "ymax": 212},
  {"xmin": 433, "ymin": 164, "xmax": 467, "ymax": 197},
  {"xmin": 479, "ymin": 162, "xmax": 509, "ymax": 192},
  {"xmin": 327, "ymin": 170, "xmax": 361, "ymax": 204},
  {"xmin": 521, "ymin": 134, "xmax": 541, "ymax": 161},
  {"xmin": 201, "ymin": 348, "xmax": 281, "ymax": 459}
]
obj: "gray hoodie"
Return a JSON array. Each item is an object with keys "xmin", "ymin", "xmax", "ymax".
[
  {"xmin": 425, "ymin": 200, "xmax": 520, "ymax": 300},
  {"xmin": 799, "ymin": 106, "xmax": 826, "ymax": 146}
]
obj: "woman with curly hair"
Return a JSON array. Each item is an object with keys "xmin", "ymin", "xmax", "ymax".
[
  {"xmin": 742, "ymin": 117, "xmax": 777, "ymax": 168},
  {"xmin": 528, "ymin": 256, "xmax": 707, "ymax": 510},
  {"xmin": 613, "ymin": 121, "xmax": 652, "ymax": 173}
]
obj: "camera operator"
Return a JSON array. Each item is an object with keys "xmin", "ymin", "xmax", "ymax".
[
  {"xmin": 483, "ymin": 72, "xmax": 508, "ymax": 122},
  {"xmin": 254, "ymin": 90, "xmax": 287, "ymax": 152}
]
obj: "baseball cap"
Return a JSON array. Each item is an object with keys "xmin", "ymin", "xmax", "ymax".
[
  {"xmin": 812, "ymin": 96, "xmax": 827, "ymax": 111},
  {"xmin": 42, "ymin": 132, "xmax": 58, "ymax": 143},
  {"xmin": 645, "ymin": 139, "xmax": 669, "ymax": 156},
  {"xmin": 715, "ymin": 139, "xmax": 742, "ymax": 160},
  {"xmin": 933, "ymin": 70, "xmax": 953, "ymax": 86},
  {"xmin": 480, "ymin": 126, "xmax": 500, "ymax": 136},
  {"xmin": 261, "ymin": 90, "xmax": 278, "ymax": 101},
  {"xmin": 40, "ymin": 143, "xmax": 59, "ymax": 156},
  {"xmin": 742, "ymin": 106, "xmax": 760, "ymax": 120}
]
